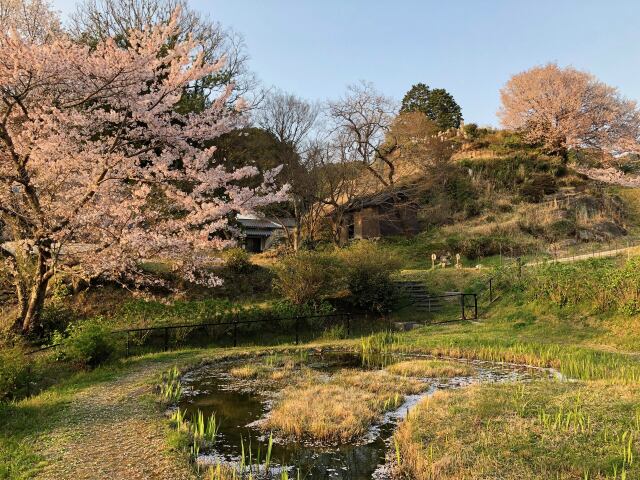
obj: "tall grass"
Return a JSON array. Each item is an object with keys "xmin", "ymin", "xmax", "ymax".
[{"xmin": 159, "ymin": 366, "xmax": 183, "ymax": 403}]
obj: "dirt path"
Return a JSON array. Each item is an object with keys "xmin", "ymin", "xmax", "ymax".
[
  {"xmin": 525, "ymin": 245, "xmax": 638, "ymax": 267},
  {"xmin": 36, "ymin": 362, "xmax": 196, "ymax": 480}
]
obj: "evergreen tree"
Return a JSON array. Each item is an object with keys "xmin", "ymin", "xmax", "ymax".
[{"xmin": 401, "ymin": 83, "xmax": 463, "ymax": 130}]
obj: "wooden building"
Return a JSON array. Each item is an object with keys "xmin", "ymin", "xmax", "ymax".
[{"xmin": 339, "ymin": 190, "xmax": 419, "ymax": 244}]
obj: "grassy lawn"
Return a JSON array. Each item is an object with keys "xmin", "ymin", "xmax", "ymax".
[{"xmin": 4, "ymin": 257, "xmax": 640, "ymax": 479}]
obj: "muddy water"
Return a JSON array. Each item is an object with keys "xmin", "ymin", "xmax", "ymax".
[{"xmin": 178, "ymin": 352, "xmax": 552, "ymax": 479}]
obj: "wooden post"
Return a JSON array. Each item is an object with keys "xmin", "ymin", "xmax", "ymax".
[
  {"xmin": 474, "ymin": 294, "xmax": 478, "ymax": 319},
  {"xmin": 489, "ymin": 278, "xmax": 494, "ymax": 303},
  {"xmin": 346, "ymin": 314, "xmax": 351, "ymax": 337},
  {"xmin": 163, "ymin": 327, "xmax": 169, "ymax": 352},
  {"xmin": 295, "ymin": 316, "xmax": 300, "ymax": 345},
  {"xmin": 233, "ymin": 320, "xmax": 238, "ymax": 347}
]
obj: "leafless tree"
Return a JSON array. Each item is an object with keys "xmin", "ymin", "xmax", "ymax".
[
  {"xmin": 256, "ymin": 89, "xmax": 319, "ymax": 151},
  {"xmin": 327, "ymin": 81, "xmax": 398, "ymax": 187},
  {"xmin": 315, "ymin": 140, "xmax": 364, "ymax": 244},
  {"xmin": 255, "ymin": 90, "xmax": 320, "ymax": 249},
  {"xmin": 0, "ymin": 0, "xmax": 61, "ymax": 42},
  {"xmin": 70, "ymin": 0, "xmax": 257, "ymax": 103}
]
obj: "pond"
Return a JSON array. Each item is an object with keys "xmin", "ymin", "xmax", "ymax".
[{"xmin": 178, "ymin": 351, "xmax": 555, "ymax": 479}]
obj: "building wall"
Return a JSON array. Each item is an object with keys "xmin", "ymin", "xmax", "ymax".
[{"xmin": 354, "ymin": 207, "xmax": 381, "ymax": 239}]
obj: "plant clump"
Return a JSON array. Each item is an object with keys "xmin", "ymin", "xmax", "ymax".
[{"xmin": 386, "ymin": 359, "xmax": 475, "ymax": 378}]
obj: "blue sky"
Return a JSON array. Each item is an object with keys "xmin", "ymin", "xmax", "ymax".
[{"xmin": 51, "ymin": 0, "xmax": 640, "ymax": 126}]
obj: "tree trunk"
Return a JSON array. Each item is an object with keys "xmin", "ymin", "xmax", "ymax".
[
  {"xmin": 20, "ymin": 252, "xmax": 52, "ymax": 335},
  {"xmin": 21, "ymin": 276, "xmax": 49, "ymax": 335}
]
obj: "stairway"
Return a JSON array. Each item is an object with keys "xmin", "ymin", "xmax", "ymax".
[{"xmin": 393, "ymin": 280, "xmax": 443, "ymax": 312}]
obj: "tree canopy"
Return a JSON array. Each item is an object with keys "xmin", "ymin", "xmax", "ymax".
[
  {"xmin": 0, "ymin": 10, "xmax": 285, "ymax": 333},
  {"xmin": 400, "ymin": 83, "xmax": 463, "ymax": 131},
  {"xmin": 499, "ymin": 63, "xmax": 640, "ymax": 158}
]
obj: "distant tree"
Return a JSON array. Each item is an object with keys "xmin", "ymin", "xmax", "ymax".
[
  {"xmin": 327, "ymin": 82, "xmax": 398, "ymax": 187},
  {"xmin": 209, "ymin": 127, "xmax": 294, "ymax": 182},
  {"xmin": 255, "ymin": 90, "xmax": 320, "ymax": 249},
  {"xmin": 70, "ymin": 0, "xmax": 256, "ymax": 107},
  {"xmin": 256, "ymin": 90, "xmax": 319, "ymax": 151},
  {"xmin": 400, "ymin": 83, "xmax": 430, "ymax": 115},
  {"xmin": 401, "ymin": 83, "xmax": 462, "ymax": 131},
  {"xmin": 499, "ymin": 63, "xmax": 640, "ymax": 159},
  {"xmin": 386, "ymin": 112, "xmax": 458, "ymax": 176},
  {"xmin": 0, "ymin": 0, "xmax": 61, "ymax": 41}
]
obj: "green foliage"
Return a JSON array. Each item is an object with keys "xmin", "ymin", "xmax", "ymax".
[
  {"xmin": 400, "ymin": 83, "xmax": 462, "ymax": 130},
  {"xmin": 340, "ymin": 241, "xmax": 401, "ymax": 313},
  {"xmin": 528, "ymin": 258, "xmax": 640, "ymax": 314},
  {"xmin": 206, "ymin": 127, "xmax": 296, "ymax": 189},
  {"xmin": 519, "ymin": 173, "xmax": 558, "ymax": 202},
  {"xmin": 459, "ymin": 153, "xmax": 564, "ymax": 194},
  {"xmin": 32, "ymin": 304, "xmax": 73, "ymax": 343},
  {"xmin": 0, "ymin": 346, "xmax": 30, "ymax": 402},
  {"xmin": 159, "ymin": 366, "xmax": 183, "ymax": 404},
  {"xmin": 222, "ymin": 247, "xmax": 252, "ymax": 273},
  {"xmin": 445, "ymin": 233, "xmax": 535, "ymax": 260},
  {"xmin": 270, "ymin": 300, "xmax": 335, "ymax": 318},
  {"xmin": 273, "ymin": 251, "xmax": 342, "ymax": 306},
  {"xmin": 55, "ymin": 319, "xmax": 115, "ymax": 368}
]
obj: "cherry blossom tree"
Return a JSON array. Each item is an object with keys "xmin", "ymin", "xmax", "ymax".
[
  {"xmin": 0, "ymin": 10, "xmax": 286, "ymax": 334},
  {"xmin": 499, "ymin": 63, "xmax": 640, "ymax": 159}
]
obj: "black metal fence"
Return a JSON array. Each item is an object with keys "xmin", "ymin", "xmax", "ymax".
[{"xmin": 110, "ymin": 312, "xmax": 392, "ymax": 357}]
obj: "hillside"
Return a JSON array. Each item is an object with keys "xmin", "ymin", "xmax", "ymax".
[{"xmin": 390, "ymin": 128, "xmax": 639, "ymax": 263}]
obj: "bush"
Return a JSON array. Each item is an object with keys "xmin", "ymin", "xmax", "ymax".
[
  {"xmin": 519, "ymin": 173, "xmax": 558, "ymax": 202},
  {"xmin": 445, "ymin": 233, "xmax": 535, "ymax": 260},
  {"xmin": 0, "ymin": 346, "xmax": 30, "ymax": 401},
  {"xmin": 273, "ymin": 251, "xmax": 342, "ymax": 306},
  {"xmin": 340, "ymin": 241, "xmax": 401, "ymax": 313},
  {"xmin": 527, "ymin": 258, "xmax": 640, "ymax": 313},
  {"xmin": 56, "ymin": 318, "xmax": 115, "ymax": 368},
  {"xmin": 222, "ymin": 247, "xmax": 252, "ymax": 273}
]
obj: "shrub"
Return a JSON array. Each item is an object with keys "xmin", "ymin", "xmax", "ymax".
[
  {"xmin": 519, "ymin": 173, "xmax": 558, "ymax": 202},
  {"xmin": 0, "ymin": 346, "xmax": 30, "ymax": 401},
  {"xmin": 273, "ymin": 251, "xmax": 342, "ymax": 306},
  {"xmin": 526, "ymin": 258, "xmax": 640, "ymax": 314},
  {"xmin": 30, "ymin": 304, "xmax": 73, "ymax": 343},
  {"xmin": 222, "ymin": 247, "xmax": 251, "ymax": 273},
  {"xmin": 340, "ymin": 241, "xmax": 401, "ymax": 313},
  {"xmin": 445, "ymin": 233, "xmax": 536, "ymax": 260},
  {"xmin": 56, "ymin": 318, "xmax": 115, "ymax": 368}
]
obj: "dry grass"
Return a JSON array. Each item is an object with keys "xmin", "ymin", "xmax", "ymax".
[
  {"xmin": 393, "ymin": 380, "xmax": 640, "ymax": 480},
  {"xmin": 264, "ymin": 383, "xmax": 379, "ymax": 443},
  {"xmin": 263, "ymin": 370, "xmax": 427, "ymax": 444},
  {"xmin": 229, "ymin": 364, "xmax": 268, "ymax": 379},
  {"xmin": 386, "ymin": 359, "xmax": 475, "ymax": 378}
]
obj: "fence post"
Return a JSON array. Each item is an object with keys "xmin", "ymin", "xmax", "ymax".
[
  {"xmin": 295, "ymin": 316, "xmax": 300, "ymax": 345},
  {"xmin": 460, "ymin": 294, "xmax": 466, "ymax": 320},
  {"xmin": 489, "ymin": 278, "xmax": 493, "ymax": 303},
  {"xmin": 163, "ymin": 327, "xmax": 169, "ymax": 352},
  {"xmin": 233, "ymin": 320, "xmax": 238, "ymax": 347},
  {"xmin": 126, "ymin": 331, "xmax": 130, "ymax": 358},
  {"xmin": 474, "ymin": 294, "xmax": 478, "ymax": 319},
  {"xmin": 346, "ymin": 314, "xmax": 351, "ymax": 337}
]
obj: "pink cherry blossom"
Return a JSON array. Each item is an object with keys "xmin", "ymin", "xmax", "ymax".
[{"xmin": 0, "ymin": 9, "xmax": 288, "ymax": 333}]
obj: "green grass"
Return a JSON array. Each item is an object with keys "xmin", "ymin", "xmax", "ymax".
[
  {"xmin": 5, "ymin": 256, "xmax": 640, "ymax": 478},
  {"xmin": 394, "ymin": 381, "xmax": 640, "ymax": 479}
]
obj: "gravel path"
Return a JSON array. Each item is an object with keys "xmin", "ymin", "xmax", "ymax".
[{"xmin": 36, "ymin": 362, "xmax": 196, "ymax": 480}]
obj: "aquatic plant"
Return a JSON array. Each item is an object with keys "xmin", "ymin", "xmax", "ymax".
[{"xmin": 159, "ymin": 366, "xmax": 183, "ymax": 403}]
